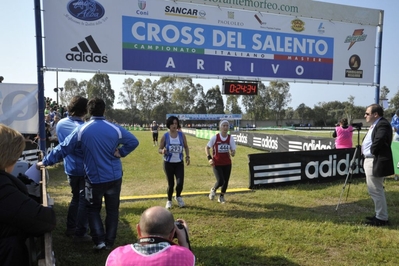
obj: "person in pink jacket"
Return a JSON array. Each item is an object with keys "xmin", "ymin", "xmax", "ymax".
[
  {"xmin": 106, "ymin": 206, "xmax": 195, "ymax": 266},
  {"xmin": 333, "ymin": 118, "xmax": 353, "ymax": 149}
]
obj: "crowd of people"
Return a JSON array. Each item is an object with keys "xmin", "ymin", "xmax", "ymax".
[{"xmin": 3, "ymin": 100, "xmax": 399, "ymax": 264}]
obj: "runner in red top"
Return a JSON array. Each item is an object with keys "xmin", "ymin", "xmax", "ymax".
[{"xmin": 205, "ymin": 120, "xmax": 236, "ymax": 203}]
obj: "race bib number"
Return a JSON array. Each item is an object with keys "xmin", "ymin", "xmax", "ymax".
[
  {"xmin": 169, "ymin": 144, "xmax": 183, "ymax": 153},
  {"xmin": 218, "ymin": 144, "xmax": 230, "ymax": 153}
]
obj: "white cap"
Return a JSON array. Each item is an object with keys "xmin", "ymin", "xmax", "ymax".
[{"xmin": 219, "ymin": 120, "xmax": 229, "ymax": 128}]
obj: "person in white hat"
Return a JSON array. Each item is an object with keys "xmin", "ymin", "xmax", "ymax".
[{"xmin": 205, "ymin": 120, "xmax": 236, "ymax": 203}]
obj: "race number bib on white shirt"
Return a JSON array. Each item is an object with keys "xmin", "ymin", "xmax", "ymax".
[
  {"xmin": 169, "ymin": 144, "xmax": 183, "ymax": 153},
  {"xmin": 218, "ymin": 144, "xmax": 230, "ymax": 153}
]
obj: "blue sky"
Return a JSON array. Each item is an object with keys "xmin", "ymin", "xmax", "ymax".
[{"xmin": 1, "ymin": 0, "xmax": 398, "ymax": 109}]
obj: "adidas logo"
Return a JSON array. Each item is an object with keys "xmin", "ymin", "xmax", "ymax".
[{"xmin": 66, "ymin": 35, "xmax": 108, "ymax": 63}]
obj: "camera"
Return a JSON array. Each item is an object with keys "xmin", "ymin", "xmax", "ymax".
[
  {"xmin": 351, "ymin": 122, "xmax": 363, "ymax": 130},
  {"xmin": 173, "ymin": 221, "xmax": 185, "ymax": 239}
]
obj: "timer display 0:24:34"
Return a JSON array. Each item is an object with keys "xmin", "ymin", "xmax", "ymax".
[{"xmin": 227, "ymin": 83, "xmax": 257, "ymax": 95}]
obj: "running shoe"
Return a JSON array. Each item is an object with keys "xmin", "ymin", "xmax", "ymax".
[
  {"xmin": 165, "ymin": 200, "xmax": 172, "ymax": 209},
  {"xmin": 209, "ymin": 188, "xmax": 216, "ymax": 200},
  {"xmin": 175, "ymin": 196, "xmax": 185, "ymax": 207},
  {"xmin": 218, "ymin": 195, "xmax": 226, "ymax": 203}
]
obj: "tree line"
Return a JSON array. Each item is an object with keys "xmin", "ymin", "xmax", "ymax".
[{"xmin": 59, "ymin": 73, "xmax": 399, "ymax": 126}]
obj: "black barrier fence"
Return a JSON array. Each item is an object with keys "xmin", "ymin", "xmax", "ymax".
[{"xmin": 248, "ymin": 148, "xmax": 364, "ymax": 188}]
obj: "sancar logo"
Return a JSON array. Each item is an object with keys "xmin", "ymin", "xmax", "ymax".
[
  {"xmin": 66, "ymin": 35, "xmax": 108, "ymax": 63},
  {"xmin": 165, "ymin": 6, "xmax": 205, "ymax": 19}
]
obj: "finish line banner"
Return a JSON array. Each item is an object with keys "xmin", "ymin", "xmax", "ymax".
[{"xmin": 43, "ymin": 0, "xmax": 377, "ymax": 84}]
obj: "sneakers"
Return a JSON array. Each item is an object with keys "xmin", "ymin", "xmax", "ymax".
[
  {"xmin": 93, "ymin": 242, "xmax": 107, "ymax": 251},
  {"xmin": 218, "ymin": 195, "xmax": 226, "ymax": 203},
  {"xmin": 175, "ymin": 196, "xmax": 185, "ymax": 207},
  {"xmin": 209, "ymin": 188, "xmax": 216, "ymax": 200},
  {"xmin": 165, "ymin": 200, "xmax": 172, "ymax": 209}
]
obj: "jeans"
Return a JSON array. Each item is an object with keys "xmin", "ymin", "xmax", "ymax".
[
  {"xmin": 67, "ymin": 175, "xmax": 88, "ymax": 236},
  {"xmin": 87, "ymin": 178, "xmax": 122, "ymax": 246}
]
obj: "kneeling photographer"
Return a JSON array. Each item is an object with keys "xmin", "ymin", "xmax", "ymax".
[
  {"xmin": 106, "ymin": 206, "xmax": 195, "ymax": 266},
  {"xmin": 332, "ymin": 118, "xmax": 353, "ymax": 149}
]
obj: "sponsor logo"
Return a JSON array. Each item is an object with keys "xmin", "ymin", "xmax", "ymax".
[
  {"xmin": 165, "ymin": 6, "xmax": 206, "ymax": 19},
  {"xmin": 291, "ymin": 19, "xmax": 304, "ymax": 32},
  {"xmin": 254, "ymin": 14, "xmax": 266, "ymax": 25},
  {"xmin": 66, "ymin": 35, "xmax": 108, "ymax": 63},
  {"xmin": 305, "ymin": 153, "xmax": 363, "ymax": 179},
  {"xmin": 345, "ymin": 29, "xmax": 367, "ymax": 50},
  {"xmin": 317, "ymin": 23, "xmax": 325, "ymax": 34},
  {"xmin": 138, "ymin": 0, "xmax": 146, "ymax": 10},
  {"xmin": 233, "ymin": 133, "xmax": 248, "ymax": 144},
  {"xmin": 253, "ymin": 136, "xmax": 278, "ymax": 150},
  {"xmin": 253, "ymin": 14, "xmax": 281, "ymax": 31},
  {"xmin": 218, "ymin": 11, "xmax": 244, "ymax": 27},
  {"xmin": 288, "ymin": 140, "xmax": 333, "ymax": 151},
  {"xmin": 345, "ymin": 54, "xmax": 363, "ymax": 78},
  {"xmin": 67, "ymin": 0, "xmax": 105, "ymax": 21},
  {"xmin": 137, "ymin": 0, "xmax": 149, "ymax": 15},
  {"xmin": 348, "ymin": 54, "xmax": 361, "ymax": 70}
]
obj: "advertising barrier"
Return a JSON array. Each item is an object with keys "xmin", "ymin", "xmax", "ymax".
[
  {"xmin": 183, "ymin": 128, "xmax": 334, "ymax": 152},
  {"xmin": 248, "ymin": 148, "xmax": 363, "ymax": 188}
]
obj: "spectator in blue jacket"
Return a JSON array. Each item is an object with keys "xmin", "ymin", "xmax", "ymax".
[
  {"xmin": 390, "ymin": 109, "xmax": 399, "ymax": 142},
  {"xmin": 55, "ymin": 96, "xmax": 90, "ymax": 241},
  {"xmin": 38, "ymin": 97, "xmax": 139, "ymax": 250}
]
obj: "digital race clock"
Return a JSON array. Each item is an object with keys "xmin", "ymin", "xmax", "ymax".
[{"xmin": 222, "ymin": 80, "xmax": 258, "ymax": 95}]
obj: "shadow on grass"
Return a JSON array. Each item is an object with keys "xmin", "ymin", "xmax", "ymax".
[
  {"xmin": 178, "ymin": 190, "xmax": 399, "ymax": 229},
  {"xmin": 50, "ymin": 202, "xmax": 139, "ymax": 266},
  {"xmin": 193, "ymin": 246, "xmax": 300, "ymax": 266}
]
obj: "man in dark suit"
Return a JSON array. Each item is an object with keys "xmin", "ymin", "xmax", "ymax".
[{"xmin": 361, "ymin": 104, "xmax": 394, "ymax": 226}]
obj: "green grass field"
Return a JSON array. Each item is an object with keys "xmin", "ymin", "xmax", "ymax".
[{"xmin": 46, "ymin": 130, "xmax": 399, "ymax": 266}]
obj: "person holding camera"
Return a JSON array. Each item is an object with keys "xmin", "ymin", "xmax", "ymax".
[
  {"xmin": 332, "ymin": 118, "xmax": 353, "ymax": 149},
  {"xmin": 105, "ymin": 206, "xmax": 195, "ymax": 266}
]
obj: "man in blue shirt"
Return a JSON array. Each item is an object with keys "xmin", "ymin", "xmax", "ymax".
[
  {"xmin": 56, "ymin": 96, "xmax": 90, "ymax": 241},
  {"xmin": 39, "ymin": 97, "xmax": 140, "ymax": 250}
]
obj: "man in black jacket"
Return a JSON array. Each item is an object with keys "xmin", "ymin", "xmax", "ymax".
[{"xmin": 361, "ymin": 104, "xmax": 394, "ymax": 226}]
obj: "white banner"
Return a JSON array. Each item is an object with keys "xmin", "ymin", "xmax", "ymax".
[
  {"xmin": 0, "ymin": 83, "xmax": 38, "ymax": 134},
  {"xmin": 43, "ymin": 0, "xmax": 378, "ymax": 85},
  {"xmin": 177, "ymin": 0, "xmax": 381, "ymax": 26}
]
